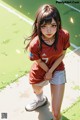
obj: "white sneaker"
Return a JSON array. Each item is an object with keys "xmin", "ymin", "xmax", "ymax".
[{"xmin": 25, "ymin": 96, "xmax": 47, "ymax": 111}]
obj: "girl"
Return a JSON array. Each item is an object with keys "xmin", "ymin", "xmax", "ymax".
[{"xmin": 25, "ymin": 4, "xmax": 70, "ymax": 120}]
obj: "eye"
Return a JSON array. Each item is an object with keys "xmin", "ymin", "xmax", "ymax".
[
  {"xmin": 41, "ymin": 25, "xmax": 46, "ymax": 28},
  {"xmin": 52, "ymin": 24, "xmax": 57, "ymax": 27}
]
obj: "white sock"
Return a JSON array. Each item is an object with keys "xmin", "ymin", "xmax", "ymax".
[{"xmin": 35, "ymin": 92, "xmax": 44, "ymax": 101}]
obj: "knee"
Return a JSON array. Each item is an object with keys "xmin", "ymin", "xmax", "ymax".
[{"xmin": 32, "ymin": 84, "xmax": 43, "ymax": 94}]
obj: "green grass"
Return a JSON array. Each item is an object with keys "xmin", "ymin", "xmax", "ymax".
[
  {"xmin": 67, "ymin": 46, "xmax": 74, "ymax": 53},
  {"xmin": 0, "ymin": 5, "xmax": 33, "ymax": 89},
  {"xmin": 73, "ymin": 85, "xmax": 80, "ymax": 90},
  {"xmin": 62, "ymin": 98, "xmax": 80, "ymax": 120}
]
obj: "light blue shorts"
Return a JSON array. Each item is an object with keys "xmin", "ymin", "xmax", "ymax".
[
  {"xmin": 49, "ymin": 70, "xmax": 66, "ymax": 85},
  {"xmin": 35, "ymin": 70, "xmax": 66, "ymax": 87}
]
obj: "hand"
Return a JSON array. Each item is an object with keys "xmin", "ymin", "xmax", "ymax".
[{"xmin": 44, "ymin": 71, "xmax": 53, "ymax": 80}]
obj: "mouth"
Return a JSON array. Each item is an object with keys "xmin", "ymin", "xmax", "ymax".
[{"xmin": 46, "ymin": 34, "xmax": 52, "ymax": 36}]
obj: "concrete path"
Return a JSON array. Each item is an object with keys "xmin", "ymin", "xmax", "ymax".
[{"xmin": 0, "ymin": 49, "xmax": 80, "ymax": 120}]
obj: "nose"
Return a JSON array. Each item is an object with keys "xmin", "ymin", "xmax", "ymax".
[{"xmin": 47, "ymin": 27, "xmax": 51, "ymax": 33}]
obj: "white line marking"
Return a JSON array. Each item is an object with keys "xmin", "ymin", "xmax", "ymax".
[
  {"xmin": 0, "ymin": 3, "xmax": 33, "ymax": 25},
  {"xmin": 66, "ymin": 47, "xmax": 80, "ymax": 56},
  {"xmin": 70, "ymin": 43, "xmax": 78, "ymax": 49},
  {"xmin": 0, "ymin": 2, "xmax": 79, "ymax": 50},
  {"xmin": 65, "ymin": 3, "xmax": 80, "ymax": 13},
  {"xmin": 56, "ymin": 0, "xmax": 80, "ymax": 13}
]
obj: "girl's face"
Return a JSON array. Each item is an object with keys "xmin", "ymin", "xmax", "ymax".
[{"xmin": 40, "ymin": 18, "xmax": 57, "ymax": 40}]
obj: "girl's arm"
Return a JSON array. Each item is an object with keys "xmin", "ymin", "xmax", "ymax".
[
  {"xmin": 49, "ymin": 50, "xmax": 66, "ymax": 73},
  {"xmin": 35, "ymin": 59, "xmax": 49, "ymax": 72},
  {"xmin": 44, "ymin": 50, "xmax": 66, "ymax": 80}
]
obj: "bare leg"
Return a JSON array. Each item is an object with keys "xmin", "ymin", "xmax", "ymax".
[
  {"xmin": 50, "ymin": 84, "xmax": 65, "ymax": 120},
  {"xmin": 32, "ymin": 84, "xmax": 43, "ymax": 94}
]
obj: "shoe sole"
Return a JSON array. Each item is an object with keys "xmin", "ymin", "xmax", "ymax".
[{"xmin": 25, "ymin": 97, "xmax": 48, "ymax": 112}]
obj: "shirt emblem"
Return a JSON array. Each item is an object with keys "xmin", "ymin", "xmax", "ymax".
[
  {"xmin": 29, "ymin": 52, "xmax": 34, "ymax": 58},
  {"xmin": 42, "ymin": 53, "xmax": 46, "ymax": 57}
]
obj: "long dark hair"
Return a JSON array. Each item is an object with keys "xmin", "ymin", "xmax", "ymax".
[{"xmin": 25, "ymin": 4, "xmax": 62, "ymax": 50}]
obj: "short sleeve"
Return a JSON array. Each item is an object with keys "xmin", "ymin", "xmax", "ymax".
[
  {"xmin": 63, "ymin": 31, "xmax": 70, "ymax": 50},
  {"xmin": 29, "ymin": 40, "xmax": 40, "ymax": 61}
]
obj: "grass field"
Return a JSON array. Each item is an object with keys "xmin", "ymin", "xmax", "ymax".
[
  {"xmin": 0, "ymin": 2, "xmax": 33, "ymax": 89},
  {"xmin": 0, "ymin": 0, "xmax": 80, "ymax": 89},
  {"xmin": 62, "ymin": 98, "xmax": 80, "ymax": 120}
]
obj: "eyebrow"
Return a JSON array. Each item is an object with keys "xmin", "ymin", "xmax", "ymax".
[{"xmin": 41, "ymin": 22, "xmax": 57, "ymax": 26}]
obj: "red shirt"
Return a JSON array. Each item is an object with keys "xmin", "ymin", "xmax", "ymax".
[{"xmin": 28, "ymin": 29, "xmax": 70, "ymax": 84}]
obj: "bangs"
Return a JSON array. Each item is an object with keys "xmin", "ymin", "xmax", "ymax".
[
  {"xmin": 40, "ymin": 16, "xmax": 53, "ymax": 25},
  {"xmin": 40, "ymin": 12, "xmax": 57, "ymax": 26}
]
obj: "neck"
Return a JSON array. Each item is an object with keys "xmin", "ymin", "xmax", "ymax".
[
  {"xmin": 42, "ymin": 35, "xmax": 55, "ymax": 45},
  {"xmin": 42, "ymin": 35, "xmax": 55, "ymax": 40},
  {"xmin": 42, "ymin": 35, "xmax": 55, "ymax": 42}
]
